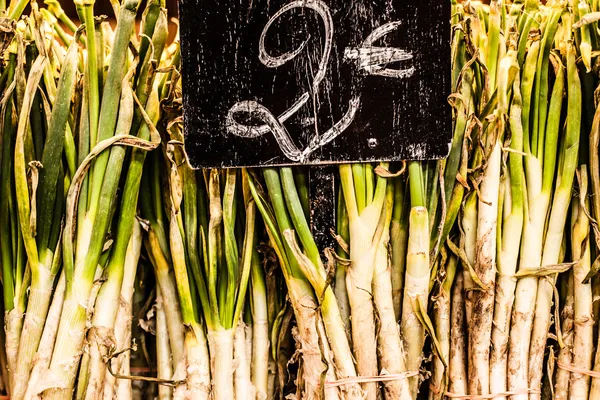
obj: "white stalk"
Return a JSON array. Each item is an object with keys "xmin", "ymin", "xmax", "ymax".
[
  {"xmin": 461, "ymin": 193, "xmax": 478, "ymax": 326},
  {"xmin": 289, "ymin": 286, "xmax": 340, "ymax": 400},
  {"xmin": 184, "ymin": 324, "xmax": 211, "ymax": 400},
  {"xmin": 430, "ymin": 255, "xmax": 458, "ymax": 400},
  {"xmin": 490, "ymin": 203, "xmax": 522, "ymax": 400},
  {"xmin": 5, "ymin": 305, "xmax": 24, "ymax": 393},
  {"xmin": 507, "ymin": 158, "xmax": 548, "ymax": 400},
  {"xmin": 209, "ymin": 329, "xmax": 235, "ymax": 400},
  {"xmin": 570, "ymin": 201, "xmax": 593, "ymax": 399},
  {"xmin": 468, "ymin": 140, "xmax": 501, "ymax": 396},
  {"xmin": 24, "ymin": 272, "xmax": 65, "ymax": 400},
  {"xmin": 152, "ymin": 261, "xmax": 185, "ymax": 369},
  {"xmin": 155, "ymin": 288, "xmax": 173, "ymax": 400},
  {"xmin": 11, "ymin": 263, "xmax": 55, "ymax": 399},
  {"xmin": 554, "ymin": 273, "xmax": 574, "ymax": 400},
  {"xmin": 373, "ymin": 190, "xmax": 410, "ymax": 399},
  {"xmin": 529, "ymin": 190, "xmax": 573, "ymax": 399},
  {"xmin": 400, "ymin": 206, "xmax": 430, "ymax": 398},
  {"xmin": 252, "ymin": 308, "xmax": 269, "ymax": 399},
  {"xmin": 234, "ymin": 321, "xmax": 253, "ymax": 400},
  {"xmin": 244, "ymin": 324, "xmax": 253, "ymax": 394},
  {"xmin": 449, "ymin": 273, "xmax": 467, "ymax": 395},
  {"xmin": 103, "ymin": 228, "xmax": 139, "ymax": 400},
  {"xmin": 85, "ymin": 223, "xmax": 143, "ymax": 400}
]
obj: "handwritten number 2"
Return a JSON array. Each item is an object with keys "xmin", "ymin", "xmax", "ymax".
[{"xmin": 225, "ymin": 0, "xmax": 415, "ymax": 162}]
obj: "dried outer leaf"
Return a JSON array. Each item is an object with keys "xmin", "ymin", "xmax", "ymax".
[
  {"xmin": 165, "ymin": 142, "xmax": 183, "ymax": 212},
  {"xmin": 106, "ymin": 343, "xmax": 185, "ymax": 388},
  {"xmin": 547, "ymin": 345, "xmax": 556, "ymax": 399},
  {"xmin": 275, "ymin": 303, "xmax": 293, "ymax": 365},
  {"xmin": 582, "ymin": 255, "xmax": 600, "ymax": 284},
  {"xmin": 329, "ymin": 228, "xmax": 349, "ymax": 254},
  {"xmin": 323, "ymin": 248, "xmax": 340, "ymax": 286},
  {"xmin": 328, "ymin": 250, "xmax": 350, "ymax": 267},
  {"xmin": 102, "ymin": 238, "xmax": 114, "ymax": 252},
  {"xmin": 316, "ymin": 312, "xmax": 328, "ymax": 400},
  {"xmin": 14, "ymin": 34, "xmax": 26, "ymax": 115},
  {"xmin": 512, "ymin": 261, "xmax": 577, "ymax": 278},
  {"xmin": 374, "ymin": 163, "xmax": 406, "ymax": 178},
  {"xmin": 575, "ymin": 167, "xmax": 600, "ymax": 252},
  {"xmin": 0, "ymin": 18, "xmax": 16, "ymax": 55},
  {"xmin": 412, "ymin": 295, "xmax": 448, "ymax": 393},
  {"xmin": 431, "ymin": 161, "xmax": 447, "ymax": 262},
  {"xmin": 446, "ymin": 238, "xmax": 488, "ymax": 290},
  {"xmin": 14, "ymin": 54, "xmax": 47, "ymax": 269},
  {"xmin": 573, "ymin": 12, "xmax": 600, "ymax": 29},
  {"xmin": 27, "ymin": 160, "xmax": 42, "ymax": 237},
  {"xmin": 551, "ymin": 280, "xmax": 565, "ymax": 349},
  {"xmin": 283, "ymin": 229, "xmax": 327, "ymax": 298}
]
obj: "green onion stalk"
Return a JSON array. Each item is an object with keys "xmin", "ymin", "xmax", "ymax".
[
  {"xmin": 165, "ymin": 150, "xmax": 212, "ymax": 399},
  {"xmin": 590, "ymin": 51, "xmax": 600, "ymax": 400},
  {"xmin": 80, "ymin": 88, "xmax": 160, "ymax": 399},
  {"xmin": 525, "ymin": 32, "xmax": 581, "ymax": 400},
  {"xmin": 578, "ymin": 180, "xmax": 593, "ymax": 396},
  {"xmin": 140, "ymin": 99, "xmax": 213, "ymax": 397},
  {"xmin": 399, "ymin": 161, "xmax": 430, "ymax": 398},
  {"xmin": 249, "ymin": 242, "xmax": 270, "ymax": 399},
  {"xmin": 79, "ymin": 5, "xmax": 167, "ymax": 397},
  {"xmin": 448, "ymin": 271, "xmax": 467, "ymax": 394},
  {"xmin": 10, "ymin": 21, "xmax": 79, "ymax": 399},
  {"xmin": 264, "ymin": 244, "xmax": 289, "ymax": 399},
  {"xmin": 38, "ymin": 0, "xmax": 167, "ymax": 396},
  {"xmin": 280, "ymin": 166, "xmax": 365, "ymax": 399},
  {"xmin": 142, "ymin": 186, "xmax": 190, "ymax": 397},
  {"xmin": 441, "ymin": 7, "xmax": 474, "ymax": 394},
  {"xmin": 101, "ymin": 221, "xmax": 144, "ymax": 400},
  {"xmin": 0, "ymin": 37, "xmax": 26, "ymax": 396},
  {"xmin": 250, "ymin": 168, "xmax": 353, "ymax": 399},
  {"xmin": 155, "ymin": 82, "xmax": 261, "ymax": 398},
  {"xmin": 460, "ymin": 191, "xmax": 477, "ymax": 338},
  {"xmin": 198, "ymin": 168, "xmax": 254, "ymax": 400},
  {"xmin": 430, "ymin": 252, "xmax": 458, "ymax": 400},
  {"xmin": 22, "ymin": 271, "xmax": 64, "ymax": 399},
  {"xmin": 374, "ymin": 171, "xmax": 412, "ymax": 400},
  {"xmin": 390, "ymin": 176, "xmax": 409, "ymax": 321},
  {"xmin": 556, "ymin": 166, "xmax": 593, "ymax": 398},
  {"xmin": 338, "ymin": 163, "xmax": 381, "ymax": 400},
  {"xmin": 466, "ymin": 2, "xmax": 515, "ymax": 395},
  {"xmin": 334, "ymin": 182, "xmax": 352, "ymax": 341},
  {"xmin": 507, "ymin": 5, "xmax": 565, "ymax": 397},
  {"xmin": 554, "ymin": 269, "xmax": 574, "ymax": 399},
  {"xmin": 489, "ymin": 68, "xmax": 525, "ymax": 398},
  {"xmin": 338, "ymin": 162, "xmax": 411, "ymax": 399}
]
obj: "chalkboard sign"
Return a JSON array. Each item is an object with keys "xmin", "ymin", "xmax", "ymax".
[{"xmin": 179, "ymin": 0, "xmax": 450, "ymax": 168}]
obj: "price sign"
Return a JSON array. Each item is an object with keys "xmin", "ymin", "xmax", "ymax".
[{"xmin": 179, "ymin": 0, "xmax": 451, "ymax": 168}]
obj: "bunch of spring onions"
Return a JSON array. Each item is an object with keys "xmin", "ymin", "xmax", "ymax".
[
  {"xmin": 439, "ymin": 1, "xmax": 600, "ymax": 399},
  {"xmin": 0, "ymin": 0, "xmax": 178, "ymax": 398},
  {"xmin": 4, "ymin": 0, "xmax": 600, "ymax": 399}
]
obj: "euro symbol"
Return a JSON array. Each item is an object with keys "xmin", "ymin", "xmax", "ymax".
[{"xmin": 344, "ymin": 21, "xmax": 415, "ymax": 79}]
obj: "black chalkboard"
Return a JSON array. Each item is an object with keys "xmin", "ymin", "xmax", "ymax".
[{"xmin": 179, "ymin": 0, "xmax": 451, "ymax": 168}]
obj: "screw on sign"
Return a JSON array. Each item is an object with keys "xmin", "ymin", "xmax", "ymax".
[{"xmin": 179, "ymin": 0, "xmax": 451, "ymax": 247}]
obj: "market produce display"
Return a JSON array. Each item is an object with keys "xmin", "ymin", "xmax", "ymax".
[{"xmin": 1, "ymin": 0, "xmax": 600, "ymax": 399}]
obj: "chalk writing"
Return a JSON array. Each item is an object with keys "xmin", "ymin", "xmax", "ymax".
[
  {"xmin": 226, "ymin": 1, "xmax": 414, "ymax": 162},
  {"xmin": 179, "ymin": 0, "xmax": 450, "ymax": 168}
]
